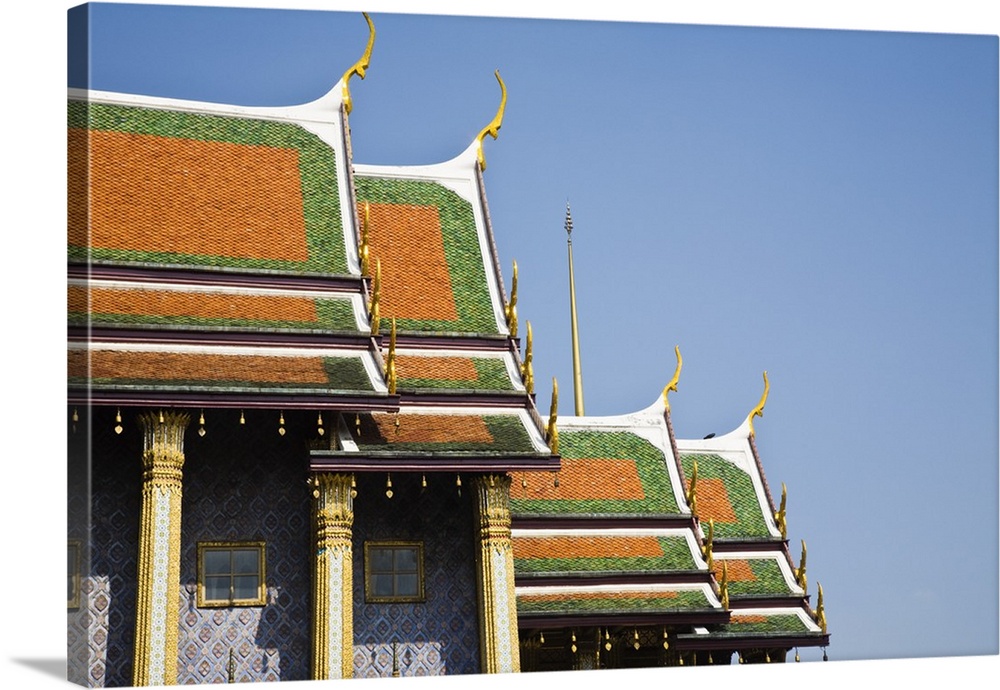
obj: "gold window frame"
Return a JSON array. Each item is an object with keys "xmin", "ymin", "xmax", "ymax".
[
  {"xmin": 68, "ymin": 540, "xmax": 81, "ymax": 609},
  {"xmin": 196, "ymin": 541, "xmax": 267, "ymax": 608},
  {"xmin": 363, "ymin": 541, "xmax": 425, "ymax": 603}
]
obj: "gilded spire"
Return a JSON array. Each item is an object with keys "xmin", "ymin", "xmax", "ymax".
[
  {"xmin": 747, "ymin": 370, "xmax": 770, "ymax": 437},
  {"xmin": 475, "ymin": 70, "xmax": 507, "ymax": 171},
  {"xmin": 774, "ymin": 482, "xmax": 788, "ymax": 540},
  {"xmin": 545, "ymin": 377, "xmax": 559, "ymax": 454},
  {"xmin": 521, "ymin": 321, "xmax": 535, "ymax": 394},
  {"xmin": 505, "ymin": 259, "xmax": 518, "ymax": 338},
  {"xmin": 341, "ymin": 12, "xmax": 375, "ymax": 114},
  {"xmin": 565, "ymin": 204, "xmax": 585, "ymax": 416},
  {"xmin": 662, "ymin": 345, "xmax": 683, "ymax": 411}
]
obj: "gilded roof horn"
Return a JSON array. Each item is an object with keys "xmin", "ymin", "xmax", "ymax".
[
  {"xmin": 747, "ymin": 370, "xmax": 769, "ymax": 437},
  {"xmin": 662, "ymin": 345, "xmax": 682, "ymax": 411},
  {"xmin": 475, "ymin": 70, "xmax": 507, "ymax": 171},
  {"xmin": 341, "ymin": 12, "xmax": 375, "ymax": 114}
]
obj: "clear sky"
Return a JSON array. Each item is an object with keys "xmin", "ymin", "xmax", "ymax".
[{"xmin": 6, "ymin": 1, "xmax": 1000, "ymax": 686}]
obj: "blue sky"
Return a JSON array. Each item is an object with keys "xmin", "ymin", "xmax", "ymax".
[{"xmin": 5, "ymin": 1, "xmax": 999, "ymax": 686}]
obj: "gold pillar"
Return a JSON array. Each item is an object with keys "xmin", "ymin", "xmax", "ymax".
[
  {"xmin": 472, "ymin": 474, "xmax": 521, "ymax": 673},
  {"xmin": 133, "ymin": 410, "xmax": 189, "ymax": 687},
  {"xmin": 310, "ymin": 473, "xmax": 355, "ymax": 679}
]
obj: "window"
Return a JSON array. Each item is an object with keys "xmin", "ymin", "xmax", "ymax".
[
  {"xmin": 68, "ymin": 540, "xmax": 81, "ymax": 609},
  {"xmin": 197, "ymin": 541, "xmax": 266, "ymax": 607},
  {"xmin": 364, "ymin": 541, "xmax": 424, "ymax": 603}
]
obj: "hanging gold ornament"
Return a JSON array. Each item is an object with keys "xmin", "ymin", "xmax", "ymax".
[
  {"xmin": 662, "ymin": 628, "xmax": 669, "ymax": 650},
  {"xmin": 421, "ymin": 474, "xmax": 427, "ymax": 490},
  {"xmin": 795, "ymin": 649, "xmax": 800, "ymax": 663},
  {"xmin": 114, "ymin": 408, "xmax": 123, "ymax": 435},
  {"xmin": 633, "ymin": 629, "xmax": 640, "ymax": 650},
  {"xmin": 239, "ymin": 409, "xmax": 245, "ymax": 425},
  {"xmin": 571, "ymin": 631, "xmax": 577, "ymax": 654},
  {"xmin": 317, "ymin": 412, "xmax": 324, "ymax": 436},
  {"xmin": 604, "ymin": 628, "xmax": 611, "ymax": 652},
  {"xmin": 385, "ymin": 473, "xmax": 393, "ymax": 499},
  {"xmin": 350, "ymin": 474, "xmax": 357, "ymax": 499},
  {"xmin": 158, "ymin": 410, "xmax": 164, "ymax": 424},
  {"xmin": 198, "ymin": 410, "xmax": 206, "ymax": 437},
  {"xmin": 278, "ymin": 411, "xmax": 286, "ymax": 436}
]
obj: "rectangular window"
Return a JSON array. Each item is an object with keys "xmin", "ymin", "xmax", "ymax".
[
  {"xmin": 197, "ymin": 541, "xmax": 266, "ymax": 607},
  {"xmin": 364, "ymin": 541, "xmax": 424, "ymax": 603},
  {"xmin": 68, "ymin": 540, "xmax": 81, "ymax": 609}
]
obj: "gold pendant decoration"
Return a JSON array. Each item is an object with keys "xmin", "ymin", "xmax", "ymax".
[
  {"xmin": 317, "ymin": 412, "xmax": 325, "ymax": 436},
  {"xmin": 385, "ymin": 473, "xmax": 393, "ymax": 499},
  {"xmin": 278, "ymin": 411, "xmax": 286, "ymax": 436},
  {"xmin": 239, "ymin": 409, "xmax": 245, "ymax": 425},
  {"xmin": 198, "ymin": 410, "xmax": 206, "ymax": 437},
  {"xmin": 114, "ymin": 408, "xmax": 123, "ymax": 435}
]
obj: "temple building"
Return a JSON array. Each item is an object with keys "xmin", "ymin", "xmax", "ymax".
[{"xmin": 67, "ymin": 13, "xmax": 829, "ymax": 686}]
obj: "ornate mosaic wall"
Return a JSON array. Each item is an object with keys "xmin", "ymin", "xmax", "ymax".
[
  {"xmin": 78, "ymin": 408, "xmax": 144, "ymax": 687},
  {"xmin": 351, "ymin": 473, "xmax": 481, "ymax": 677},
  {"xmin": 72, "ymin": 408, "xmax": 314, "ymax": 687},
  {"xmin": 177, "ymin": 409, "xmax": 312, "ymax": 684}
]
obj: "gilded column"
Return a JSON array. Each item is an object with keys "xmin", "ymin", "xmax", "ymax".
[
  {"xmin": 132, "ymin": 410, "xmax": 189, "ymax": 687},
  {"xmin": 310, "ymin": 472, "xmax": 355, "ymax": 679},
  {"xmin": 472, "ymin": 474, "xmax": 521, "ymax": 673}
]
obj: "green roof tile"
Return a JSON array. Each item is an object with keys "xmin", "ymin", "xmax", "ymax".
[
  {"xmin": 354, "ymin": 176, "xmax": 498, "ymax": 335},
  {"xmin": 68, "ymin": 100, "xmax": 347, "ymax": 274},
  {"xmin": 679, "ymin": 453, "xmax": 770, "ymax": 539},
  {"xmin": 517, "ymin": 589, "xmax": 711, "ymax": 616},
  {"xmin": 511, "ymin": 430, "xmax": 680, "ymax": 517}
]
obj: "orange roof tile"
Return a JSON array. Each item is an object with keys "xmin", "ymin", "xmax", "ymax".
[
  {"xmin": 69, "ymin": 129, "xmax": 308, "ymax": 261},
  {"xmin": 365, "ymin": 202, "xmax": 458, "ymax": 322}
]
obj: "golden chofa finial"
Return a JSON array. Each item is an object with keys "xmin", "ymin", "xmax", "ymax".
[
  {"xmin": 662, "ymin": 345, "xmax": 683, "ymax": 411},
  {"xmin": 475, "ymin": 70, "xmax": 507, "ymax": 171},
  {"xmin": 386, "ymin": 317, "xmax": 397, "ymax": 394},
  {"xmin": 505, "ymin": 260, "xmax": 518, "ymax": 338},
  {"xmin": 748, "ymin": 370, "xmax": 770, "ymax": 437},
  {"xmin": 814, "ymin": 583, "xmax": 827, "ymax": 633},
  {"xmin": 686, "ymin": 460, "xmax": 698, "ymax": 516},
  {"xmin": 369, "ymin": 258, "xmax": 381, "ymax": 336},
  {"xmin": 359, "ymin": 201, "xmax": 371, "ymax": 276},
  {"xmin": 341, "ymin": 12, "xmax": 376, "ymax": 114},
  {"xmin": 545, "ymin": 377, "xmax": 559, "ymax": 454},
  {"xmin": 774, "ymin": 482, "xmax": 788, "ymax": 540},
  {"xmin": 795, "ymin": 540, "xmax": 808, "ymax": 593},
  {"xmin": 521, "ymin": 321, "xmax": 535, "ymax": 394}
]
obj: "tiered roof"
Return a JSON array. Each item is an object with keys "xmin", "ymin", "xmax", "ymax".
[
  {"xmin": 68, "ymin": 13, "xmax": 827, "ymax": 660},
  {"xmin": 69, "ymin": 47, "xmax": 554, "ymax": 473},
  {"xmin": 508, "ymin": 379, "xmax": 829, "ymax": 653}
]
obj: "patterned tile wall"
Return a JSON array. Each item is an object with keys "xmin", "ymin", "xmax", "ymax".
[
  {"xmin": 351, "ymin": 473, "xmax": 481, "ymax": 677},
  {"xmin": 75, "ymin": 407, "xmax": 315, "ymax": 686},
  {"xmin": 177, "ymin": 409, "xmax": 312, "ymax": 684},
  {"xmin": 81, "ymin": 408, "xmax": 144, "ymax": 687}
]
